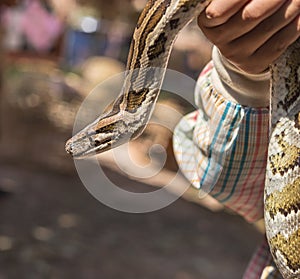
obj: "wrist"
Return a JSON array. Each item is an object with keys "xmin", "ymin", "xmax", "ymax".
[{"xmin": 211, "ymin": 47, "xmax": 270, "ymax": 108}]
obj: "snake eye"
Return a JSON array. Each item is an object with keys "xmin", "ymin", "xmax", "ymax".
[
  {"xmin": 94, "ymin": 137, "xmax": 112, "ymax": 148},
  {"xmin": 94, "ymin": 140, "xmax": 101, "ymax": 147}
]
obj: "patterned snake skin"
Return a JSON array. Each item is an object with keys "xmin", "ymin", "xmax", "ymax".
[
  {"xmin": 264, "ymin": 39, "xmax": 300, "ymax": 279},
  {"xmin": 65, "ymin": 1, "xmax": 300, "ymax": 277}
]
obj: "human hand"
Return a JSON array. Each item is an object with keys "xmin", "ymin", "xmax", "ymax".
[{"xmin": 198, "ymin": 0, "xmax": 300, "ymax": 74}]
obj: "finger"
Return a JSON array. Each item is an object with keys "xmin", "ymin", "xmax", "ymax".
[
  {"xmin": 198, "ymin": 0, "xmax": 285, "ymax": 44},
  {"xmin": 242, "ymin": 0, "xmax": 286, "ymax": 20},
  {"xmin": 225, "ymin": 0, "xmax": 300, "ymax": 62},
  {"xmin": 200, "ymin": 0, "xmax": 249, "ymax": 27},
  {"xmin": 198, "ymin": 8, "xmax": 272, "ymax": 46},
  {"xmin": 198, "ymin": 10, "xmax": 252, "ymax": 45},
  {"xmin": 243, "ymin": 16, "xmax": 300, "ymax": 73}
]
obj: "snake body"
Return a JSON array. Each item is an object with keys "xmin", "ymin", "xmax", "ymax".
[
  {"xmin": 65, "ymin": 0, "xmax": 300, "ymax": 277},
  {"xmin": 264, "ymin": 40, "xmax": 300, "ymax": 278}
]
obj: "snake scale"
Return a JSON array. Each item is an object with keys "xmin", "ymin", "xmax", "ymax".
[{"xmin": 65, "ymin": 0, "xmax": 300, "ymax": 277}]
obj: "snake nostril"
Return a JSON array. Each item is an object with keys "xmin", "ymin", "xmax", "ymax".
[{"xmin": 65, "ymin": 141, "xmax": 73, "ymax": 155}]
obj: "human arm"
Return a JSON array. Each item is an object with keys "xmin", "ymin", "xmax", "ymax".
[
  {"xmin": 174, "ymin": 0, "xmax": 300, "ymax": 222},
  {"xmin": 194, "ymin": 0, "xmax": 300, "ymax": 107},
  {"xmin": 198, "ymin": 0, "xmax": 300, "ymax": 74}
]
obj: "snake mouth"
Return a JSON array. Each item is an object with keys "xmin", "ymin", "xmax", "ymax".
[
  {"xmin": 66, "ymin": 131, "xmax": 134, "ymax": 158},
  {"xmin": 65, "ymin": 136, "xmax": 113, "ymax": 159}
]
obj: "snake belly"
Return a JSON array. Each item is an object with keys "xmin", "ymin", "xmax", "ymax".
[
  {"xmin": 65, "ymin": 0, "xmax": 300, "ymax": 278},
  {"xmin": 264, "ymin": 39, "xmax": 300, "ymax": 278}
]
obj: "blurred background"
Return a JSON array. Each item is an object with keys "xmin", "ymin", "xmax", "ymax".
[{"xmin": 0, "ymin": 0, "xmax": 264, "ymax": 278}]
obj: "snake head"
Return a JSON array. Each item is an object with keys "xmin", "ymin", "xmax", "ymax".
[{"xmin": 65, "ymin": 116, "xmax": 146, "ymax": 159}]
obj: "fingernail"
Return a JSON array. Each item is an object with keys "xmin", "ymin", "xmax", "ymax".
[{"xmin": 206, "ymin": 12, "xmax": 213, "ymax": 19}]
